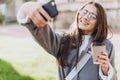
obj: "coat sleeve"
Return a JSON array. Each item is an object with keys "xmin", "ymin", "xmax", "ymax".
[
  {"xmin": 23, "ymin": 21, "xmax": 63, "ymax": 58},
  {"xmin": 108, "ymin": 44, "xmax": 118, "ymax": 80},
  {"xmin": 16, "ymin": 2, "xmax": 63, "ymax": 58}
]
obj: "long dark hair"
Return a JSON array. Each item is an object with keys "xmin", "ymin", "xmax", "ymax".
[{"xmin": 57, "ymin": 1, "xmax": 109, "ymax": 67}]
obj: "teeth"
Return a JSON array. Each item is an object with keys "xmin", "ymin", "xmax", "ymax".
[{"xmin": 80, "ymin": 20, "xmax": 88, "ymax": 25}]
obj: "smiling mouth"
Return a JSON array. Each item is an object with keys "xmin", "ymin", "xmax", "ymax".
[{"xmin": 80, "ymin": 20, "xmax": 89, "ymax": 25}]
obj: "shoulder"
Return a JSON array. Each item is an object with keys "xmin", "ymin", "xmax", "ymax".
[
  {"xmin": 105, "ymin": 39, "xmax": 113, "ymax": 48},
  {"xmin": 105, "ymin": 39, "xmax": 114, "ymax": 55}
]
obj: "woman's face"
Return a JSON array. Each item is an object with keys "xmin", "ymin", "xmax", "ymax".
[{"xmin": 78, "ymin": 4, "xmax": 97, "ymax": 35}]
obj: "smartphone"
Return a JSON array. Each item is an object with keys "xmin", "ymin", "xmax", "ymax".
[{"xmin": 42, "ymin": 0, "xmax": 58, "ymax": 20}]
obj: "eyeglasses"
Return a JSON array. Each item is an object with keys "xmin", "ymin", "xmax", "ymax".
[{"xmin": 79, "ymin": 9, "xmax": 97, "ymax": 20}]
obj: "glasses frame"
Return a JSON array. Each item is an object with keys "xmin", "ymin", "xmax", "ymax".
[{"xmin": 78, "ymin": 9, "xmax": 97, "ymax": 20}]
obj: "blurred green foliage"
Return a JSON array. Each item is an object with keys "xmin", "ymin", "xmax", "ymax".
[
  {"xmin": 0, "ymin": 14, "xmax": 5, "ymax": 24},
  {"xmin": 0, "ymin": 59, "xmax": 34, "ymax": 80}
]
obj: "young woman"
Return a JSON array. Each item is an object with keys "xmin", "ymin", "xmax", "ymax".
[{"xmin": 17, "ymin": 1, "xmax": 118, "ymax": 80}]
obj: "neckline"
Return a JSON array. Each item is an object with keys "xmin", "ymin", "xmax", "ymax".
[
  {"xmin": 82, "ymin": 35, "xmax": 91, "ymax": 41},
  {"xmin": 83, "ymin": 35, "xmax": 91, "ymax": 38}
]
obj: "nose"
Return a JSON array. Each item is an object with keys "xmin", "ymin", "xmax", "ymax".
[{"xmin": 83, "ymin": 13, "xmax": 89, "ymax": 20}]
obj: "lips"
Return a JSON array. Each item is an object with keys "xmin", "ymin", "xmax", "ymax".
[{"xmin": 80, "ymin": 20, "xmax": 89, "ymax": 25}]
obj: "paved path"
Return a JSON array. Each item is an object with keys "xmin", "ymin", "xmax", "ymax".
[{"xmin": 0, "ymin": 24, "xmax": 32, "ymax": 38}]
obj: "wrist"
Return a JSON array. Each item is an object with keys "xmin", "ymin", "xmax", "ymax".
[{"xmin": 101, "ymin": 65, "xmax": 109, "ymax": 76}]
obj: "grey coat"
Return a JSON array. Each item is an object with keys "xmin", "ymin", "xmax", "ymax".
[{"xmin": 24, "ymin": 21, "xmax": 118, "ymax": 80}]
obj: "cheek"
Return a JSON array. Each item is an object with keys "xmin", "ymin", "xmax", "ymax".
[
  {"xmin": 91, "ymin": 21, "xmax": 97, "ymax": 29},
  {"xmin": 78, "ymin": 15, "xmax": 82, "ymax": 20}
]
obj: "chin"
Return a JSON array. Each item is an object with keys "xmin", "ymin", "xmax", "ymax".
[{"xmin": 78, "ymin": 25, "xmax": 89, "ymax": 30}]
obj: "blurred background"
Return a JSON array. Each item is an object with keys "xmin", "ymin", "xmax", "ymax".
[{"xmin": 0, "ymin": 0, "xmax": 120, "ymax": 80}]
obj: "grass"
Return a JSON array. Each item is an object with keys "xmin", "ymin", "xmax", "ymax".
[
  {"xmin": 0, "ymin": 34, "xmax": 120, "ymax": 80},
  {"xmin": 0, "ymin": 59, "xmax": 34, "ymax": 80}
]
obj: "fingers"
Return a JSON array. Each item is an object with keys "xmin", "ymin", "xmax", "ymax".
[
  {"xmin": 97, "ymin": 58, "xmax": 109, "ymax": 64},
  {"xmin": 101, "ymin": 51, "xmax": 108, "ymax": 56},
  {"xmin": 96, "ymin": 51, "xmax": 109, "ymax": 65},
  {"xmin": 38, "ymin": 7, "xmax": 52, "ymax": 21},
  {"xmin": 32, "ymin": 17, "xmax": 48, "ymax": 28},
  {"xmin": 97, "ymin": 52, "xmax": 110, "ymax": 75},
  {"xmin": 35, "ymin": 11, "xmax": 48, "ymax": 24},
  {"xmin": 31, "ymin": 12, "xmax": 48, "ymax": 28}
]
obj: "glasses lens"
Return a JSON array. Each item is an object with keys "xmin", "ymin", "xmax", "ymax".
[
  {"xmin": 89, "ymin": 13, "xmax": 97, "ymax": 19},
  {"xmin": 79, "ymin": 9, "xmax": 87, "ymax": 16}
]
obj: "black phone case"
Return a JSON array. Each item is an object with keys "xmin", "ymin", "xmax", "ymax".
[{"xmin": 42, "ymin": 1, "xmax": 58, "ymax": 18}]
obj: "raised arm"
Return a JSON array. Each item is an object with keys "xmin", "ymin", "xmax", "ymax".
[{"xmin": 17, "ymin": 2, "xmax": 63, "ymax": 58}]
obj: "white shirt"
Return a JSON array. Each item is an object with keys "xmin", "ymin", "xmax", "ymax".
[{"xmin": 79, "ymin": 35, "xmax": 91, "ymax": 56}]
